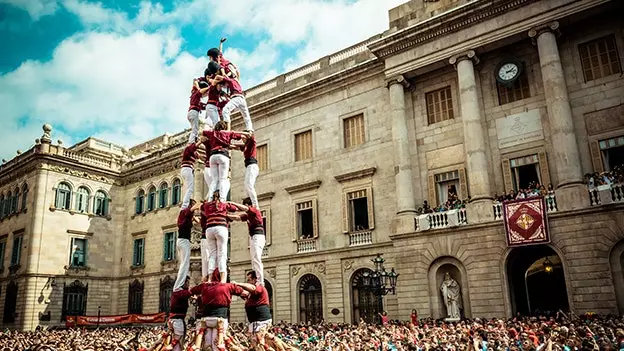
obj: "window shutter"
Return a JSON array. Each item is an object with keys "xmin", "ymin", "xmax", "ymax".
[
  {"xmin": 538, "ymin": 151, "xmax": 551, "ymax": 187},
  {"xmin": 502, "ymin": 158, "xmax": 513, "ymax": 192},
  {"xmin": 292, "ymin": 204, "xmax": 297, "ymax": 242},
  {"xmin": 55, "ymin": 191, "xmax": 62, "ymax": 209},
  {"xmin": 84, "ymin": 240, "xmax": 88, "ymax": 266},
  {"xmin": 265, "ymin": 209, "xmax": 272, "ymax": 246},
  {"xmin": 312, "ymin": 198, "xmax": 319, "ymax": 239},
  {"xmin": 366, "ymin": 186, "xmax": 375, "ymax": 230},
  {"xmin": 162, "ymin": 234, "xmax": 167, "ymax": 261},
  {"xmin": 458, "ymin": 168, "xmax": 468, "ymax": 200},
  {"xmin": 589, "ymin": 141, "xmax": 604, "ymax": 173},
  {"xmin": 341, "ymin": 192, "xmax": 349, "ymax": 234},
  {"xmin": 427, "ymin": 174, "xmax": 436, "ymax": 206}
]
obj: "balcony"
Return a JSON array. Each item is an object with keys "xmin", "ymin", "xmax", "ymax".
[
  {"xmin": 414, "ymin": 208, "xmax": 467, "ymax": 232},
  {"xmin": 588, "ymin": 183, "xmax": 624, "ymax": 206},
  {"xmin": 493, "ymin": 194, "xmax": 558, "ymax": 220},
  {"xmin": 297, "ymin": 238, "xmax": 317, "ymax": 254},
  {"xmin": 349, "ymin": 230, "xmax": 373, "ymax": 247}
]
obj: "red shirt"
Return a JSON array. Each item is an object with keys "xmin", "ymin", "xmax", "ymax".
[
  {"xmin": 221, "ymin": 76, "xmax": 243, "ymax": 95},
  {"xmin": 381, "ymin": 315, "xmax": 389, "ymax": 325},
  {"xmin": 202, "ymin": 130, "xmax": 242, "ymax": 152},
  {"xmin": 202, "ymin": 139, "xmax": 212, "ymax": 166},
  {"xmin": 240, "ymin": 207, "xmax": 264, "ymax": 237},
  {"xmin": 177, "ymin": 208, "xmax": 193, "ymax": 240},
  {"xmin": 203, "ymin": 201, "xmax": 237, "ymax": 228},
  {"xmin": 220, "ymin": 56, "xmax": 236, "ymax": 77},
  {"xmin": 206, "ymin": 84, "xmax": 221, "ymax": 105},
  {"xmin": 241, "ymin": 135, "xmax": 256, "ymax": 159},
  {"xmin": 189, "ymin": 86, "xmax": 204, "ymax": 111},
  {"xmin": 245, "ymin": 285, "xmax": 269, "ymax": 307},
  {"xmin": 170, "ymin": 289, "xmax": 192, "ymax": 318},
  {"xmin": 190, "ymin": 282, "xmax": 243, "ymax": 317},
  {"xmin": 181, "ymin": 143, "xmax": 198, "ymax": 168},
  {"xmin": 410, "ymin": 313, "xmax": 418, "ymax": 325}
]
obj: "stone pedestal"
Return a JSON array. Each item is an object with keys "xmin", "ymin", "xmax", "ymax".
[
  {"xmin": 391, "ymin": 214, "xmax": 416, "ymax": 235},
  {"xmin": 555, "ymin": 184, "xmax": 589, "ymax": 211},
  {"xmin": 465, "ymin": 200, "xmax": 495, "ymax": 224}
]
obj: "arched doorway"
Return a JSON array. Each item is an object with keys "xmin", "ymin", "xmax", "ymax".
[
  {"xmin": 506, "ymin": 245, "xmax": 569, "ymax": 316},
  {"xmin": 3, "ymin": 281, "xmax": 18, "ymax": 323},
  {"xmin": 609, "ymin": 240, "xmax": 624, "ymax": 314},
  {"xmin": 264, "ymin": 279, "xmax": 274, "ymax": 318},
  {"xmin": 62, "ymin": 280, "xmax": 88, "ymax": 321},
  {"xmin": 351, "ymin": 268, "xmax": 382, "ymax": 324},
  {"xmin": 298, "ymin": 274, "xmax": 323, "ymax": 323}
]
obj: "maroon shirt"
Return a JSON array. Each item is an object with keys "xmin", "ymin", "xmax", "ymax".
[
  {"xmin": 202, "ymin": 130, "xmax": 242, "ymax": 152},
  {"xmin": 181, "ymin": 143, "xmax": 199, "ymax": 168},
  {"xmin": 170, "ymin": 289, "xmax": 192, "ymax": 318},
  {"xmin": 200, "ymin": 202, "xmax": 208, "ymax": 238},
  {"xmin": 241, "ymin": 135, "xmax": 256, "ymax": 159},
  {"xmin": 204, "ymin": 201, "xmax": 237, "ymax": 228},
  {"xmin": 202, "ymin": 139, "xmax": 212, "ymax": 167},
  {"xmin": 206, "ymin": 85, "xmax": 221, "ymax": 105},
  {"xmin": 240, "ymin": 207, "xmax": 264, "ymax": 237},
  {"xmin": 177, "ymin": 208, "xmax": 193, "ymax": 240},
  {"xmin": 245, "ymin": 285, "xmax": 271, "ymax": 322},
  {"xmin": 221, "ymin": 76, "xmax": 243, "ymax": 95},
  {"xmin": 189, "ymin": 86, "xmax": 204, "ymax": 111},
  {"xmin": 190, "ymin": 282, "xmax": 243, "ymax": 318}
]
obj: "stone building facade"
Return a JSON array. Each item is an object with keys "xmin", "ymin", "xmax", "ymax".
[{"xmin": 1, "ymin": 0, "xmax": 624, "ymax": 330}]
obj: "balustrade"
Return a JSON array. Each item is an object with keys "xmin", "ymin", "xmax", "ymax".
[
  {"xmin": 297, "ymin": 238, "xmax": 317, "ymax": 254},
  {"xmin": 349, "ymin": 231, "xmax": 373, "ymax": 247}
]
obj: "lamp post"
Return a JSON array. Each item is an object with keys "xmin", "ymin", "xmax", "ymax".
[
  {"xmin": 97, "ymin": 306, "xmax": 101, "ymax": 329},
  {"xmin": 362, "ymin": 253, "xmax": 399, "ymax": 323}
]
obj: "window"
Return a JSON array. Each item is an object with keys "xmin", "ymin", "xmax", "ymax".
[
  {"xmin": 4, "ymin": 191, "xmax": 12, "ymax": 215},
  {"xmin": 0, "ymin": 195, "xmax": 4, "ymax": 219},
  {"xmin": 133, "ymin": 238, "xmax": 145, "ymax": 266},
  {"xmin": 11, "ymin": 189, "xmax": 18, "ymax": 214},
  {"xmin": 10, "ymin": 236, "xmax": 22, "ymax": 267},
  {"xmin": 128, "ymin": 279, "xmax": 144, "ymax": 314},
  {"xmin": 299, "ymin": 274, "xmax": 323, "ymax": 324},
  {"xmin": 343, "ymin": 114, "xmax": 365, "ymax": 148},
  {"xmin": 163, "ymin": 231, "xmax": 176, "ymax": 262},
  {"xmin": 20, "ymin": 184, "xmax": 28, "ymax": 212},
  {"xmin": 296, "ymin": 200, "xmax": 315, "ymax": 240},
  {"xmin": 295, "ymin": 130, "xmax": 313, "ymax": 161},
  {"xmin": 599, "ymin": 136, "xmax": 624, "ymax": 171},
  {"xmin": 159, "ymin": 183, "xmax": 168, "ymax": 208},
  {"xmin": 135, "ymin": 189, "xmax": 145, "ymax": 215},
  {"xmin": 172, "ymin": 179, "xmax": 181, "ymax": 205},
  {"xmin": 257, "ymin": 144, "xmax": 268, "ymax": 171},
  {"xmin": 3, "ymin": 281, "xmax": 17, "ymax": 323},
  {"xmin": 94, "ymin": 191, "xmax": 109, "ymax": 216},
  {"xmin": 147, "ymin": 186, "xmax": 156, "ymax": 211},
  {"xmin": 0, "ymin": 240, "xmax": 5, "ymax": 270},
  {"xmin": 75, "ymin": 187, "xmax": 90, "ymax": 213},
  {"xmin": 69, "ymin": 238, "xmax": 87, "ymax": 267},
  {"xmin": 509, "ymin": 154, "xmax": 541, "ymax": 191},
  {"xmin": 346, "ymin": 189, "xmax": 373, "ymax": 232},
  {"xmin": 62, "ymin": 280, "xmax": 87, "ymax": 321},
  {"xmin": 435, "ymin": 171, "xmax": 461, "ymax": 205},
  {"xmin": 497, "ymin": 69, "xmax": 530, "ymax": 105},
  {"xmin": 579, "ymin": 35, "xmax": 621, "ymax": 82},
  {"xmin": 426, "ymin": 86, "xmax": 454, "ymax": 124},
  {"xmin": 55, "ymin": 182, "xmax": 72, "ymax": 210},
  {"xmin": 351, "ymin": 268, "xmax": 382, "ymax": 324},
  {"xmin": 428, "ymin": 169, "xmax": 468, "ymax": 207},
  {"xmin": 159, "ymin": 276, "xmax": 174, "ymax": 313}
]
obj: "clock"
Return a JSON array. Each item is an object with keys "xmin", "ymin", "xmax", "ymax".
[{"xmin": 495, "ymin": 59, "xmax": 523, "ymax": 85}]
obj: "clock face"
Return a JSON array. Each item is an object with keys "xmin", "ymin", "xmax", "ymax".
[{"xmin": 498, "ymin": 62, "xmax": 520, "ymax": 82}]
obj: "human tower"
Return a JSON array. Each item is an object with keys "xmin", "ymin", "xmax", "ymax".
[{"xmin": 153, "ymin": 38, "xmax": 270, "ymax": 351}]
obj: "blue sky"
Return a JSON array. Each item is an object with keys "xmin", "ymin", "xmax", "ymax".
[{"xmin": 0, "ymin": 0, "xmax": 405, "ymax": 161}]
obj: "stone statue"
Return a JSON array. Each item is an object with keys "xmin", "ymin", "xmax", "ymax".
[{"xmin": 440, "ymin": 272, "xmax": 462, "ymax": 319}]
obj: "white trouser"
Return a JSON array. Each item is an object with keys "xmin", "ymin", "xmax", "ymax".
[
  {"xmin": 202, "ymin": 317, "xmax": 228, "ymax": 351},
  {"xmin": 208, "ymin": 154, "xmax": 230, "ymax": 202},
  {"xmin": 222, "ymin": 96, "xmax": 253, "ymax": 131},
  {"xmin": 173, "ymin": 238, "xmax": 190, "ymax": 291},
  {"xmin": 168, "ymin": 319, "xmax": 186, "ymax": 351},
  {"xmin": 249, "ymin": 234, "xmax": 265, "ymax": 285},
  {"xmin": 244, "ymin": 164, "xmax": 260, "ymax": 208},
  {"xmin": 206, "ymin": 226, "xmax": 228, "ymax": 278},
  {"xmin": 205, "ymin": 104, "xmax": 220, "ymax": 130},
  {"xmin": 200, "ymin": 238, "xmax": 209, "ymax": 278},
  {"xmin": 248, "ymin": 319, "xmax": 272, "ymax": 334},
  {"xmin": 187, "ymin": 109, "xmax": 200, "ymax": 145},
  {"xmin": 180, "ymin": 167, "xmax": 194, "ymax": 209},
  {"xmin": 203, "ymin": 167, "xmax": 212, "ymax": 200}
]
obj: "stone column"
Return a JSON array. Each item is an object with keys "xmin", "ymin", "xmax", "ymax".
[
  {"xmin": 529, "ymin": 22, "xmax": 587, "ymax": 210},
  {"xmin": 450, "ymin": 51, "xmax": 493, "ymax": 222},
  {"xmin": 388, "ymin": 76, "xmax": 418, "ymax": 234}
]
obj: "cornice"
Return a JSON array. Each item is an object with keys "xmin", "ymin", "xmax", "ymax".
[
  {"xmin": 334, "ymin": 167, "xmax": 377, "ymax": 183},
  {"xmin": 284, "ymin": 180, "xmax": 322, "ymax": 195},
  {"xmin": 368, "ymin": 0, "xmax": 540, "ymax": 59},
  {"xmin": 257, "ymin": 192, "xmax": 275, "ymax": 202},
  {"xmin": 66, "ymin": 230, "xmax": 94, "ymax": 237}
]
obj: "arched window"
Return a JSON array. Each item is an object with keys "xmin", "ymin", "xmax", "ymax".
[
  {"xmin": 0, "ymin": 194, "xmax": 4, "ymax": 219},
  {"xmin": 20, "ymin": 184, "xmax": 28, "ymax": 211},
  {"xmin": 351, "ymin": 268, "xmax": 382, "ymax": 324},
  {"xmin": 3, "ymin": 281, "xmax": 18, "ymax": 323},
  {"xmin": 128, "ymin": 279, "xmax": 144, "ymax": 314},
  {"xmin": 55, "ymin": 183, "xmax": 72, "ymax": 210},
  {"xmin": 171, "ymin": 179, "xmax": 181, "ymax": 206},
  {"xmin": 264, "ymin": 280, "xmax": 274, "ymax": 318},
  {"xmin": 62, "ymin": 280, "xmax": 88, "ymax": 321},
  {"xmin": 4, "ymin": 191, "xmax": 12, "ymax": 216},
  {"xmin": 135, "ymin": 189, "xmax": 145, "ymax": 215},
  {"xmin": 94, "ymin": 191, "xmax": 109, "ymax": 216},
  {"xmin": 159, "ymin": 276, "xmax": 174, "ymax": 313},
  {"xmin": 75, "ymin": 187, "xmax": 90, "ymax": 213},
  {"xmin": 147, "ymin": 186, "xmax": 156, "ymax": 211},
  {"xmin": 159, "ymin": 183, "xmax": 168, "ymax": 208},
  {"xmin": 11, "ymin": 188, "xmax": 19, "ymax": 214},
  {"xmin": 299, "ymin": 274, "xmax": 323, "ymax": 324}
]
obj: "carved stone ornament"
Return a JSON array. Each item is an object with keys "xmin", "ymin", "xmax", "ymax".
[
  {"xmin": 291, "ymin": 266, "xmax": 301, "ymax": 277},
  {"xmin": 266, "ymin": 268, "xmax": 277, "ymax": 279},
  {"xmin": 343, "ymin": 260, "xmax": 355, "ymax": 272},
  {"xmin": 190, "ymin": 226, "xmax": 203, "ymax": 251},
  {"xmin": 45, "ymin": 164, "xmax": 116, "ymax": 184},
  {"xmin": 449, "ymin": 50, "xmax": 479, "ymax": 67},
  {"xmin": 315, "ymin": 262, "xmax": 326, "ymax": 274}
]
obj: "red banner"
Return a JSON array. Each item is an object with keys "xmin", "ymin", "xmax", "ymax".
[
  {"xmin": 66, "ymin": 313, "xmax": 166, "ymax": 327},
  {"xmin": 503, "ymin": 196, "xmax": 550, "ymax": 247}
]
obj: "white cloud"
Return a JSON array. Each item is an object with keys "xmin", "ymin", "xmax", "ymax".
[
  {"xmin": 0, "ymin": 0, "xmax": 59, "ymax": 20},
  {"xmin": 62, "ymin": 0, "xmax": 134, "ymax": 32}
]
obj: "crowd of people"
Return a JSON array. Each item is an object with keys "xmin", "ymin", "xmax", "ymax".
[
  {"xmin": 585, "ymin": 166, "xmax": 624, "ymax": 189},
  {"xmin": 2, "ymin": 313, "xmax": 623, "ymax": 350}
]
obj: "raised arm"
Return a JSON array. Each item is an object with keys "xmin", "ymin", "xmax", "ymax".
[
  {"xmin": 219, "ymin": 37, "xmax": 226, "ymax": 53},
  {"xmin": 233, "ymin": 281, "xmax": 257, "ymax": 292},
  {"xmin": 228, "ymin": 202, "xmax": 249, "ymax": 212}
]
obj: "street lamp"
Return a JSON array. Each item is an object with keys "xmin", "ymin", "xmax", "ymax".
[{"xmin": 361, "ymin": 253, "xmax": 399, "ymax": 323}]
